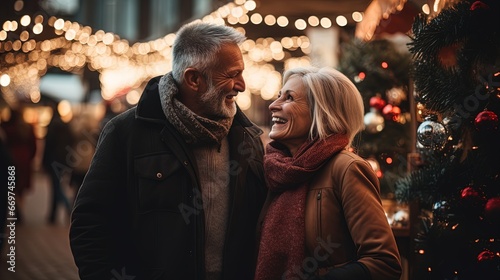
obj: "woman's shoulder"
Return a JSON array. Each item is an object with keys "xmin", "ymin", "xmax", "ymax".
[
  {"xmin": 325, "ymin": 150, "xmax": 374, "ymax": 177},
  {"xmin": 330, "ymin": 150, "xmax": 366, "ymax": 165}
]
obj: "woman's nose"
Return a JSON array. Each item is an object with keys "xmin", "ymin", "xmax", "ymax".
[{"xmin": 269, "ymin": 98, "xmax": 281, "ymax": 111}]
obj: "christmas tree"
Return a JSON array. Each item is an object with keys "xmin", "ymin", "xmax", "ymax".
[
  {"xmin": 338, "ymin": 38, "xmax": 413, "ymax": 199},
  {"xmin": 395, "ymin": 0, "xmax": 500, "ymax": 279}
]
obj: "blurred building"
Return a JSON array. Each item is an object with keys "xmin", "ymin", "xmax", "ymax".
[{"xmin": 0, "ymin": 0, "xmax": 427, "ymax": 123}]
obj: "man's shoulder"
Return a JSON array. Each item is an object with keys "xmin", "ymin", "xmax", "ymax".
[
  {"xmin": 99, "ymin": 107, "xmax": 139, "ymax": 137},
  {"xmin": 107, "ymin": 107, "xmax": 137, "ymax": 124}
]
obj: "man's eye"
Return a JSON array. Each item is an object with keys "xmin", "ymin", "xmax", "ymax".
[{"xmin": 286, "ymin": 95, "xmax": 293, "ymax": 101}]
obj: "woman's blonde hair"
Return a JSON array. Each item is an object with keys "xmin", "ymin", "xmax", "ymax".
[{"xmin": 282, "ymin": 66, "xmax": 364, "ymax": 146}]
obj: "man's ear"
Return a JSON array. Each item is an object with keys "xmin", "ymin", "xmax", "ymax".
[{"xmin": 183, "ymin": 68, "xmax": 203, "ymax": 91}]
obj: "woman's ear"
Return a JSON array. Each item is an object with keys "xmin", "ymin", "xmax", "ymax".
[{"xmin": 183, "ymin": 68, "xmax": 202, "ymax": 91}]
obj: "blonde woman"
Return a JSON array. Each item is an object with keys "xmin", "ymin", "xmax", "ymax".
[{"xmin": 255, "ymin": 66, "xmax": 401, "ymax": 280}]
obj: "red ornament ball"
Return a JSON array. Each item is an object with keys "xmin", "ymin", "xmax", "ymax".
[
  {"xmin": 382, "ymin": 104, "xmax": 401, "ymax": 121},
  {"xmin": 474, "ymin": 110, "xmax": 499, "ymax": 131},
  {"xmin": 477, "ymin": 249, "xmax": 496, "ymax": 262},
  {"xmin": 461, "ymin": 186, "xmax": 480, "ymax": 199},
  {"xmin": 458, "ymin": 186, "xmax": 487, "ymax": 214},
  {"xmin": 484, "ymin": 197, "xmax": 500, "ymax": 222},
  {"xmin": 470, "ymin": 1, "xmax": 489, "ymax": 11},
  {"xmin": 369, "ymin": 96, "xmax": 386, "ymax": 111}
]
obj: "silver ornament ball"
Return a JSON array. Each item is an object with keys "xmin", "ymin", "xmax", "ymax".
[
  {"xmin": 364, "ymin": 109, "xmax": 385, "ymax": 134},
  {"xmin": 417, "ymin": 115, "xmax": 447, "ymax": 149}
]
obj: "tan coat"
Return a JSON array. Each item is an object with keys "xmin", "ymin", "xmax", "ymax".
[{"xmin": 305, "ymin": 150, "xmax": 402, "ymax": 280}]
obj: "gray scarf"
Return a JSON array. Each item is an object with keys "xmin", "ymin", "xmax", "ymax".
[{"xmin": 158, "ymin": 73, "xmax": 233, "ymax": 145}]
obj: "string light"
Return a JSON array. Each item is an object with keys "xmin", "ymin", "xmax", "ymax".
[
  {"xmin": 0, "ymin": 74, "xmax": 11, "ymax": 86},
  {"xmin": 20, "ymin": 15, "xmax": 31, "ymax": 26},
  {"xmin": 244, "ymin": 1, "xmax": 256, "ymax": 11},
  {"xmin": 294, "ymin": 19, "xmax": 307, "ymax": 30},
  {"xmin": 336, "ymin": 16, "xmax": 348, "ymax": 27},
  {"xmin": 320, "ymin": 17, "xmax": 332, "ymax": 28},
  {"xmin": 422, "ymin": 4, "xmax": 431, "ymax": 14},
  {"xmin": 0, "ymin": 0, "xmax": 317, "ymax": 106},
  {"xmin": 352, "ymin": 12, "xmax": 363, "ymax": 22},
  {"xmin": 250, "ymin": 13, "xmax": 263, "ymax": 24},
  {"xmin": 276, "ymin": 16, "xmax": 289, "ymax": 27},
  {"xmin": 308, "ymin": 16, "xmax": 319, "ymax": 27},
  {"xmin": 264, "ymin": 15, "xmax": 276, "ymax": 26}
]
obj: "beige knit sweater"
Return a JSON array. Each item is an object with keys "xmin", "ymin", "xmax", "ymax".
[{"xmin": 192, "ymin": 137, "xmax": 230, "ymax": 280}]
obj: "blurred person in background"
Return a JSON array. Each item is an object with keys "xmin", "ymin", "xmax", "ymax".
[
  {"xmin": 70, "ymin": 22, "xmax": 267, "ymax": 280},
  {"xmin": 0, "ymin": 108, "xmax": 37, "ymax": 223},
  {"xmin": 0, "ymin": 126, "xmax": 14, "ymax": 251},
  {"xmin": 42, "ymin": 101, "xmax": 74, "ymax": 224},
  {"xmin": 68, "ymin": 109, "xmax": 99, "ymax": 203},
  {"xmin": 255, "ymin": 66, "xmax": 401, "ymax": 280}
]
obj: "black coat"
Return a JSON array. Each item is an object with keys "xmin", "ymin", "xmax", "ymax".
[{"xmin": 70, "ymin": 76, "xmax": 267, "ymax": 280}]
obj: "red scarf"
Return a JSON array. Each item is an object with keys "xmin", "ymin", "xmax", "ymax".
[{"xmin": 255, "ymin": 134, "xmax": 349, "ymax": 280}]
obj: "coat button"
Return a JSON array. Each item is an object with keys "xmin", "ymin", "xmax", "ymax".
[
  {"xmin": 183, "ymin": 160, "xmax": 188, "ymax": 166},
  {"xmin": 156, "ymin": 172, "xmax": 162, "ymax": 179}
]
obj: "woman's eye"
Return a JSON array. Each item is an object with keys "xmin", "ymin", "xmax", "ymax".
[{"xmin": 286, "ymin": 95, "xmax": 294, "ymax": 101}]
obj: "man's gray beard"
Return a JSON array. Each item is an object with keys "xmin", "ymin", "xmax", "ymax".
[{"xmin": 200, "ymin": 83, "xmax": 237, "ymax": 119}]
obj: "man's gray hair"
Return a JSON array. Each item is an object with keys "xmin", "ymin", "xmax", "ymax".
[{"xmin": 172, "ymin": 22, "xmax": 246, "ymax": 83}]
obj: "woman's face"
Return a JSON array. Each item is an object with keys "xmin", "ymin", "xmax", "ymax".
[{"xmin": 269, "ymin": 75, "xmax": 313, "ymax": 155}]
